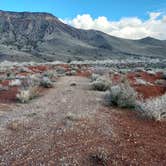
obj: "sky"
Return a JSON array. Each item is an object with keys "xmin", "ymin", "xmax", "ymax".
[{"xmin": 0, "ymin": 0, "xmax": 166, "ymax": 39}]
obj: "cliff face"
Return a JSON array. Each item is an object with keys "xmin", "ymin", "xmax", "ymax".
[
  {"xmin": 0, "ymin": 10, "xmax": 165, "ymax": 62},
  {"xmin": 0, "ymin": 11, "xmax": 62, "ymax": 49}
]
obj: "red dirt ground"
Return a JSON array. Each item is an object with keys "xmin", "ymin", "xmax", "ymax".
[
  {"xmin": 16, "ymin": 72, "xmax": 33, "ymax": 77},
  {"xmin": 2, "ymin": 107, "xmax": 166, "ymax": 165},
  {"xmin": 101, "ymin": 107, "xmax": 166, "ymax": 165},
  {"xmin": 57, "ymin": 64, "xmax": 70, "ymax": 69},
  {"xmin": 127, "ymin": 71, "xmax": 163, "ymax": 83},
  {"xmin": 134, "ymin": 85, "xmax": 166, "ymax": 99},
  {"xmin": 111, "ymin": 71, "xmax": 166, "ymax": 99},
  {"xmin": 0, "ymin": 80, "xmax": 10, "ymax": 86},
  {"xmin": 27, "ymin": 65, "xmax": 49, "ymax": 73},
  {"xmin": 0, "ymin": 87, "xmax": 18, "ymax": 102},
  {"xmin": 76, "ymin": 70, "xmax": 92, "ymax": 77}
]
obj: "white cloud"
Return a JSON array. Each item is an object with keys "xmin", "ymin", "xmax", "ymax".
[
  {"xmin": 62, "ymin": 12, "xmax": 166, "ymax": 40},
  {"xmin": 149, "ymin": 12, "xmax": 161, "ymax": 20}
]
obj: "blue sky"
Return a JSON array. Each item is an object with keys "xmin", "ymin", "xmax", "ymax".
[
  {"xmin": 0, "ymin": 0, "xmax": 166, "ymax": 39},
  {"xmin": 0, "ymin": 0, "xmax": 165, "ymax": 20}
]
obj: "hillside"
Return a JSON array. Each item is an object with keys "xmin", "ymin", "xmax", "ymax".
[{"xmin": 0, "ymin": 10, "xmax": 166, "ymax": 62}]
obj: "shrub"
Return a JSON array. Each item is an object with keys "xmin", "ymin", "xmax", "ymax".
[
  {"xmin": 161, "ymin": 72, "xmax": 166, "ymax": 80},
  {"xmin": 56, "ymin": 66, "xmax": 66, "ymax": 75},
  {"xmin": 106, "ymin": 80, "xmax": 137, "ymax": 108},
  {"xmin": 40, "ymin": 77, "xmax": 54, "ymax": 88},
  {"xmin": 6, "ymin": 72, "xmax": 16, "ymax": 80},
  {"xmin": 135, "ymin": 78, "xmax": 148, "ymax": 85},
  {"xmin": 9, "ymin": 79, "xmax": 21, "ymax": 87},
  {"xmin": 16, "ymin": 86, "xmax": 39, "ymax": 103},
  {"xmin": 155, "ymin": 79, "xmax": 165, "ymax": 85},
  {"xmin": 90, "ymin": 147, "xmax": 109, "ymax": 165},
  {"xmin": 65, "ymin": 112, "xmax": 82, "ymax": 121},
  {"xmin": 146, "ymin": 70, "xmax": 156, "ymax": 76},
  {"xmin": 0, "ymin": 75, "xmax": 6, "ymax": 82},
  {"xmin": 42, "ymin": 70, "xmax": 57, "ymax": 79},
  {"xmin": 21, "ymin": 74, "xmax": 41, "ymax": 88},
  {"xmin": 91, "ymin": 76, "xmax": 111, "ymax": 91},
  {"xmin": 90, "ymin": 73, "xmax": 100, "ymax": 82},
  {"xmin": 18, "ymin": 66, "xmax": 31, "ymax": 73},
  {"xmin": 136, "ymin": 94, "xmax": 166, "ymax": 121}
]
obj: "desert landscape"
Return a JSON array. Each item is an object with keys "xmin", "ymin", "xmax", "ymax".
[
  {"xmin": 0, "ymin": 1, "xmax": 166, "ymax": 164},
  {"xmin": 0, "ymin": 60, "xmax": 166, "ymax": 165}
]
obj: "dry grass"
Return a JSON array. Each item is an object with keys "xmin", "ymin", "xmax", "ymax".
[
  {"xmin": 105, "ymin": 78, "xmax": 137, "ymax": 108},
  {"xmin": 90, "ymin": 147, "xmax": 109, "ymax": 166},
  {"xmin": 136, "ymin": 93, "xmax": 166, "ymax": 121},
  {"xmin": 16, "ymin": 86, "xmax": 40, "ymax": 103},
  {"xmin": 7, "ymin": 120, "xmax": 22, "ymax": 131}
]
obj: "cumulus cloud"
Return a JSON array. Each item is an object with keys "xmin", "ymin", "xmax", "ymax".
[{"xmin": 62, "ymin": 12, "xmax": 166, "ymax": 40}]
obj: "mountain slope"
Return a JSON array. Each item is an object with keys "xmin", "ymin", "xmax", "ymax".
[{"xmin": 0, "ymin": 10, "xmax": 165, "ymax": 62}]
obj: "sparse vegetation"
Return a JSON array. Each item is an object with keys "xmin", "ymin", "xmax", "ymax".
[
  {"xmin": 91, "ymin": 76, "xmax": 111, "ymax": 91},
  {"xmin": 90, "ymin": 148, "xmax": 109, "ymax": 165},
  {"xmin": 65, "ymin": 112, "xmax": 82, "ymax": 121},
  {"xmin": 40, "ymin": 77, "xmax": 54, "ymax": 88},
  {"xmin": 105, "ymin": 77, "xmax": 137, "ymax": 108},
  {"xmin": 90, "ymin": 73, "xmax": 100, "ymax": 82},
  {"xmin": 0, "ymin": 61, "xmax": 166, "ymax": 165},
  {"xmin": 136, "ymin": 94, "xmax": 166, "ymax": 121},
  {"xmin": 16, "ymin": 86, "xmax": 40, "ymax": 103},
  {"xmin": 9, "ymin": 79, "xmax": 21, "ymax": 87},
  {"xmin": 7, "ymin": 120, "xmax": 23, "ymax": 131},
  {"xmin": 42, "ymin": 70, "xmax": 57, "ymax": 80}
]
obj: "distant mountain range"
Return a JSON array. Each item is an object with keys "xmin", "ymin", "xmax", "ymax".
[{"xmin": 0, "ymin": 10, "xmax": 166, "ymax": 62}]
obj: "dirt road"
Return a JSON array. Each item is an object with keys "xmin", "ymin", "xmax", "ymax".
[{"xmin": 0, "ymin": 76, "xmax": 112, "ymax": 165}]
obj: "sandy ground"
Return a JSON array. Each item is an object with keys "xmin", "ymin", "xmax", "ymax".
[{"xmin": 0, "ymin": 76, "xmax": 166, "ymax": 165}]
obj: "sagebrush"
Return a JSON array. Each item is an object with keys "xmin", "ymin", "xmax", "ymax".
[
  {"xmin": 16, "ymin": 86, "xmax": 39, "ymax": 103},
  {"xmin": 105, "ymin": 79, "xmax": 137, "ymax": 108},
  {"xmin": 136, "ymin": 94, "xmax": 166, "ymax": 121}
]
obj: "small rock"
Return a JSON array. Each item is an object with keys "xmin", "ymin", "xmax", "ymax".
[{"xmin": 70, "ymin": 82, "xmax": 76, "ymax": 86}]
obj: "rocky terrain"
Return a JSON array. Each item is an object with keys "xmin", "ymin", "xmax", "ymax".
[{"xmin": 0, "ymin": 10, "xmax": 166, "ymax": 62}]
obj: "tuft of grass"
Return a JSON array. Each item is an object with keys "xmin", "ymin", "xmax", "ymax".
[
  {"xmin": 90, "ymin": 148, "xmax": 109, "ymax": 166},
  {"xmin": 65, "ymin": 112, "xmax": 82, "ymax": 121},
  {"xmin": 7, "ymin": 120, "xmax": 22, "ymax": 131}
]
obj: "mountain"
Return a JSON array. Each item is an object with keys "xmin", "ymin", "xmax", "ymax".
[{"xmin": 0, "ymin": 10, "xmax": 166, "ymax": 62}]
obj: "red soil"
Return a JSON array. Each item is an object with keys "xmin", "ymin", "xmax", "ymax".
[
  {"xmin": 0, "ymin": 80, "xmax": 10, "ymax": 86},
  {"xmin": 4, "ymin": 107, "xmax": 166, "ymax": 165},
  {"xmin": 112, "ymin": 74, "xmax": 122, "ymax": 84},
  {"xmin": 27, "ymin": 65, "xmax": 49, "ymax": 73},
  {"xmin": 57, "ymin": 64, "xmax": 70, "ymax": 69},
  {"xmin": 127, "ymin": 71, "xmax": 163, "ymax": 84},
  {"xmin": 76, "ymin": 70, "xmax": 92, "ymax": 77},
  {"xmin": 111, "ymin": 71, "xmax": 166, "ymax": 99},
  {"xmin": 16, "ymin": 72, "xmax": 32, "ymax": 77},
  {"xmin": 134, "ymin": 85, "xmax": 166, "ymax": 99},
  {"xmin": 102, "ymin": 108, "xmax": 166, "ymax": 165},
  {"xmin": 0, "ymin": 87, "xmax": 18, "ymax": 103}
]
